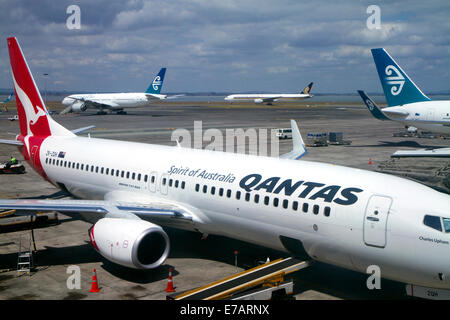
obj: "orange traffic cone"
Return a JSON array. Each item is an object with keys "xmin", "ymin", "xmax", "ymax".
[
  {"xmin": 89, "ymin": 269, "xmax": 101, "ymax": 293},
  {"xmin": 165, "ymin": 268, "xmax": 175, "ymax": 293}
]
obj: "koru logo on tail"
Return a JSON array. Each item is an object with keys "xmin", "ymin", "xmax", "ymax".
[
  {"xmin": 385, "ymin": 65, "xmax": 405, "ymax": 96},
  {"xmin": 365, "ymin": 98, "xmax": 375, "ymax": 111},
  {"xmin": 152, "ymin": 76, "xmax": 162, "ymax": 91}
]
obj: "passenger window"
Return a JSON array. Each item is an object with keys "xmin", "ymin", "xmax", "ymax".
[
  {"xmin": 227, "ymin": 190, "xmax": 231, "ymax": 198},
  {"xmin": 137, "ymin": 173, "xmax": 141, "ymax": 181},
  {"xmin": 132, "ymin": 173, "xmax": 136, "ymax": 180},
  {"xmin": 96, "ymin": 166, "xmax": 99, "ymax": 173},
  {"xmin": 106, "ymin": 168, "xmax": 109, "ymax": 175},
  {"xmin": 195, "ymin": 184, "xmax": 199, "ymax": 192},
  {"xmin": 175, "ymin": 180, "xmax": 179, "ymax": 188},
  {"xmin": 144, "ymin": 174, "xmax": 147, "ymax": 182},
  {"xmin": 162, "ymin": 178, "xmax": 167, "ymax": 185},
  {"xmin": 302, "ymin": 203, "xmax": 308, "ymax": 213},
  {"xmin": 236, "ymin": 191, "xmax": 241, "ymax": 200},
  {"xmin": 245, "ymin": 193, "xmax": 250, "ymax": 201},
  {"xmin": 254, "ymin": 194, "xmax": 260, "ymax": 204},
  {"xmin": 203, "ymin": 185, "xmax": 207, "ymax": 193},
  {"xmin": 151, "ymin": 176, "xmax": 155, "ymax": 183},
  {"xmin": 169, "ymin": 179, "xmax": 173, "ymax": 187},
  {"xmin": 81, "ymin": 164, "xmax": 84, "ymax": 170},
  {"xmin": 211, "ymin": 186, "xmax": 216, "ymax": 195},
  {"xmin": 121, "ymin": 170, "xmax": 124, "ymax": 177},
  {"xmin": 219, "ymin": 188, "xmax": 224, "ymax": 196},
  {"xmin": 324, "ymin": 207, "xmax": 331, "ymax": 217},
  {"xmin": 443, "ymin": 218, "xmax": 450, "ymax": 233},
  {"xmin": 283, "ymin": 199, "xmax": 288, "ymax": 209},
  {"xmin": 264, "ymin": 196, "xmax": 269, "ymax": 205},
  {"xmin": 181, "ymin": 181, "xmax": 185, "ymax": 189},
  {"xmin": 126, "ymin": 171, "xmax": 130, "ymax": 179},
  {"xmin": 423, "ymin": 215, "xmax": 442, "ymax": 232},
  {"xmin": 292, "ymin": 201, "xmax": 298, "ymax": 211},
  {"xmin": 273, "ymin": 198, "xmax": 279, "ymax": 207},
  {"xmin": 76, "ymin": 163, "xmax": 79, "ymax": 170},
  {"xmin": 101, "ymin": 167, "xmax": 104, "ymax": 174},
  {"xmin": 313, "ymin": 205, "xmax": 319, "ymax": 215}
]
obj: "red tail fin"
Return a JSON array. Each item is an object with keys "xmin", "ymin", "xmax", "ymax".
[{"xmin": 7, "ymin": 37, "xmax": 51, "ymax": 138}]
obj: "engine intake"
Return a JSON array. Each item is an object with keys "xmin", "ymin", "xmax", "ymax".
[
  {"xmin": 89, "ymin": 218, "xmax": 170, "ymax": 269},
  {"xmin": 71, "ymin": 101, "xmax": 87, "ymax": 112}
]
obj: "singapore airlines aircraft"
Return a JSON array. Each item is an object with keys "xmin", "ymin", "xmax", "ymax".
[
  {"xmin": 60, "ymin": 68, "xmax": 169, "ymax": 115},
  {"xmin": 2, "ymin": 38, "xmax": 450, "ymax": 299},
  {"xmin": 224, "ymin": 82, "xmax": 313, "ymax": 105},
  {"xmin": 363, "ymin": 48, "xmax": 450, "ymax": 135}
]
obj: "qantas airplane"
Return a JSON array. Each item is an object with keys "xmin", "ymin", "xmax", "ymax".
[
  {"xmin": 361, "ymin": 48, "xmax": 450, "ymax": 135},
  {"xmin": 60, "ymin": 68, "xmax": 171, "ymax": 115},
  {"xmin": 2, "ymin": 38, "xmax": 450, "ymax": 298},
  {"xmin": 224, "ymin": 82, "xmax": 313, "ymax": 105}
]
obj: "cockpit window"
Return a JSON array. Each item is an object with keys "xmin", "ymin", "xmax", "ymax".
[
  {"xmin": 423, "ymin": 215, "xmax": 442, "ymax": 232},
  {"xmin": 443, "ymin": 218, "xmax": 450, "ymax": 233}
]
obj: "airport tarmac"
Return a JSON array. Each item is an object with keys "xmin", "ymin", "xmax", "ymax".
[{"xmin": 0, "ymin": 101, "xmax": 449, "ymax": 300}]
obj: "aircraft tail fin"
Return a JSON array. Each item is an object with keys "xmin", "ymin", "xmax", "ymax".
[
  {"xmin": 145, "ymin": 68, "xmax": 167, "ymax": 94},
  {"xmin": 371, "ymin": 48, "xmax": 430, "ymax": 107},
  {"xmin": 301, "ymin": 82, "xmax": 314, "ymax": 95},
  {"xmin": 357, "ymin": 90, "xmax": 390, "ymax": 121},
  {"xmin": 7, "ymin": 37, "xmax": 74, "ymax": 139}
]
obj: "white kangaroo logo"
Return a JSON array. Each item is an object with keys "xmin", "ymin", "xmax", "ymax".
[
  {"xmin": 152, "ymin": 75, "xmax": 161, "ymax": 91},
  {"xmin": 385, "ymin": 65, "xmax": 405, "ymax": 96}
]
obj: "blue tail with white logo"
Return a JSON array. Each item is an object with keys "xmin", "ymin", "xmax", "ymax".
[
  {"xmin": 145, "ymin": 68, "xmax": 166, "ymax": 94},
  {"xmin": 371, "ymin": 48, "xmax": 430, "ymax": 107},
  {"xmin": 357, "ymin": 90, "xmax": 390, "ymax": 121}
]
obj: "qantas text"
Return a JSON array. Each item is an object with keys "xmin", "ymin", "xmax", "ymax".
[{"xmin": 239, "ymin": 174, "xmax": 363, "ymax": 205}]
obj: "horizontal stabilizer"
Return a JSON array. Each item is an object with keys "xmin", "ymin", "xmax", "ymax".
[
  {"xmin": 71, "ymin": 125, "xmax": 95, "ymax": 135},
  {"xmin": 0, "ymin": 139, "xmax": 23, "ymax": 146}
]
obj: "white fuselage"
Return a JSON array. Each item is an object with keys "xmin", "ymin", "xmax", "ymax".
[
  {"xmin": 224, "ymin": 94, "xmax": 311, "ymax": 103},
  {"xmin": 62, "ymin": 93, "xmax": 166, "ymax": 110},
  {"xmin": 384, "ymin": 101, "xmax": 450, "ymax": 134},
  {"xmin": 39, "ymin": 135, "xmax": 450, "ymax": 289}
]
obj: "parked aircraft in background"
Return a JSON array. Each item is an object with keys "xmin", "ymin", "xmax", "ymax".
[
  {"xmin": 224, "ymin": 82, "xmax": 313, "ymax": 105},
  {"xmin": 2, "ymin": 38, "xmax": 450, "ymax": 299},
  {"xmin": 61, "ymin": 68, "xmax": 169, "ymax": 115},
  {"xmin": 367, "ymin": 48, "xmax": 450, "ymax": 135},
  {"xmin": 0, "ymin": 92, "xmax": 13, "ymax": 112}
]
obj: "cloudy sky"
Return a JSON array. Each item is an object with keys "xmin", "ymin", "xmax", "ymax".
[{"xmin": 0, "ymin": 0, "xmax": 449, "ymax": 94}]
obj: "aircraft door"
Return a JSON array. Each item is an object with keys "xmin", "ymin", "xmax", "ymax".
[
  {"xmin": 149, "ymin": 171, "xmax": 157, "ymax": 193},
  {"xmin": 363, "ymin": 195, "xmax": 392, "ymax": 248}
]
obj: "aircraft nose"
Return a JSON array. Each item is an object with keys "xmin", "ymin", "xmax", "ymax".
[{"xmin": 62, "ymin": 97, "xmax": 70, "ymax": 105}]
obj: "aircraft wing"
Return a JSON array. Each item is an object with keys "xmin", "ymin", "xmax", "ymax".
[
  {"xmin": 0, "ymin": 198, "xmax": 197, "ymax": 228},
  {"xmin": 381, "ymin": 107, "xmax": 409, "ymax": 118},
  {"xmin": 280, "ymin": 120, "xmax": 307, "ymax": 160},
  {"xmin": 261, "ymin": 96, "xmax": 282, "ymax": 103},
  {"xmin": 392, "ymin": 147, "xmax": 450, "ymax": 158}
]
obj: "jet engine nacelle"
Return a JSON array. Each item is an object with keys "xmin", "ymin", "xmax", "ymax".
[
  {"xmin": 254, "ymin": 99, "xmax": 264, "ymax": 104},
  {"xmin": 89, "ymin": 218, "xmax": 170, "ymax": 269},
  {"xmin": 71, "ymin": 101, "xmax": 87, "ymax": 112}
]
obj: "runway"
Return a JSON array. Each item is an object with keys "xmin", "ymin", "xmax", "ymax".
[{"xmin": 0, "ymin": 101, "xmax": 449, "ymax": 300}]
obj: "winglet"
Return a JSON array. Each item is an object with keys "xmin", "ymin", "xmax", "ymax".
[
  {"xmin": 357, "ymin": 90, "xmax": 390, "ymax": 121},
  {"xmin": 280, "ymin": 120, "xmax": 307, "ymax": 160}
]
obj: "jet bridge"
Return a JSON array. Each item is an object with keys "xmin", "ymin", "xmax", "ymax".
[{"xmin": 167, "ymin": 257, "xmax": 312, "ymax": 300}]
